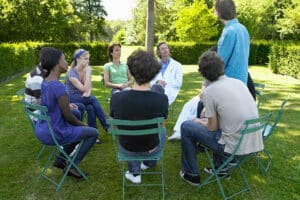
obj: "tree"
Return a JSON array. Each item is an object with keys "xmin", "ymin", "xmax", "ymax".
[
  {"xmin": 72, "ymin": 0, "xmax": 107, "ymax": 42},
  {"xmin": 276, "ymin": 0, "xmax": 300, "ymax": 40},
  {"xmin": 174, "ymin": 0, "xmax": 219, "ymax": 42},
  {"xmin": 146, "ymin": 0, "xmax": 155, "ymax": 52}
]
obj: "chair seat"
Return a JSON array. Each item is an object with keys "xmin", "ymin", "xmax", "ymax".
[{"xmin": 117, "ymin": 150, "xmax": 162, "ymax": 162}]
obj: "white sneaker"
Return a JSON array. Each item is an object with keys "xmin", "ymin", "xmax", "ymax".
[
  {"xmin": 125, "ymin": 171, "xmax": 141, "ymax": 184},
  {"xmin": 141, "ymin": 162, "xmax": 150, "ymax": 170},
  {"xmin": 168, "ymin": 132, "xmax": 181, "ymax": 140}
]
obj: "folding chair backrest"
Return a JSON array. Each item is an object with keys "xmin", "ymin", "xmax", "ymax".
[
  {"xmin": 107, "ymin": 117, "xmax": 165, "ymax": 159},
  {"xmin": 263, "ymin": 97, "xmax": 288, "ymax": 141},
  {"xmin": 21, "ymin": 99, "xmax": 60, "ymax": 147},
  {"xmin": 231, "ymin": 112, "xmax": 273, "ymax": 157},
  {"xmin": 254, "ymin": 82, "xmax": 265, "ymax": 108},
  {"xmin": 107, "ymin": 117, "xmax": 165, "ymax": 137}
]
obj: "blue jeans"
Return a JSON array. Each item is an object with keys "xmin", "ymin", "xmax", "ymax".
[
  {"xmin": 59, "ymin": 127, "xmax": 98, "ymax": 166},
  {"xmin": 119, "ymin": 128, "xmax": 166, "ymax": 175},
  {"xmin": 74, "ymin": 126, "xmax": 98, "ymax": 165},
  {"xmin": 110, "ymin": 87, "xmax": 131, "ymax": 96},
  {"xmin": 181, "ymin": 120, "xmax": 225, "ymax": 176},
  {"xmin": 70, "ymin": 95, "xmax": 108, "ymax": 130}
]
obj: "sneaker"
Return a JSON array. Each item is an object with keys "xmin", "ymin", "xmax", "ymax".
[
  {"xmin": 168, "ymin": 132, "xmax": 181, "ymax": 141},
  {"xmin": 179, "ymin": 170, "xmax": 200, "ymax": 186},
  {"xmin": 125, "ymin": 171, "xmax": 141, "ymax": 184},
  {"xmin": 203, "ymin": 167, "xmax": 230, "ymax": 179},
  {"xmin": 96, "ymin": 138, "xmax": 104, "ymax": 144},
  {"xmin": 141, "ymin": 162, "xmax": 150, "ymax": 170},
  {"xmin": 228, "ymin": 159, "xmax": 238, "ymax": 167}
]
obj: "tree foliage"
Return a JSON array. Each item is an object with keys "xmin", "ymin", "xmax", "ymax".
[
  {"xmin": 174, "ymin": 0, "xmax": 219, "ymax": 42},
  {"xmin": 0, "ymin": 0, "xmax": 107, "ymax": 42}
]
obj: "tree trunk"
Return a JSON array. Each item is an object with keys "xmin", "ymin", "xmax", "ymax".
[{"xmin": 145, "ymin": 0, "xmax": 154, "ymax": 53}]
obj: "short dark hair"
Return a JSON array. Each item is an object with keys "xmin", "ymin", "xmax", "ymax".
[
  {"xmin": 198, "ymin": 51, "xmax": 224, "ymax": 82},
  {"xmin": 215, "ymin": 0, "xmax": 237, "ymax": 20},
  {"xmin": 127, "ymin": 50, "xmax": 161, "ymax": 85},
  {"xmin": 40, "ymin": 47, "xmax": 63, "ymax": 77},
  {"xmin": 156, "ymin": 41, "xmax": 170, "ymax": 58},
  {"xmin": 108, "ymin": 43, "xmax": 121, "ymax": 61}
]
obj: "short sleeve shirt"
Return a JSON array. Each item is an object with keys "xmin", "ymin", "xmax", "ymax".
[
  {"xmin": 35, "ymin": 80, "xmax": 83, "ymax": 145},
  {"xmin": 104, "ymin": 62, "xmax": 128, "ymax": 84}
]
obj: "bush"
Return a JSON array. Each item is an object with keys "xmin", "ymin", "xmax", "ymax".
[
  {"xmin": 168, "ymin": 42, "xmax": 215, "ymax": 64},
  {"xmin": 269, "ymin": 43, "xmax": 300, "ymax": 79},
  {"xmin": 0, "ymin": 42, "xmax": 38, "ymax": 82},
  {"xmin": 0, "ymin": 42, "xmax": 109, "ymax": 82}
]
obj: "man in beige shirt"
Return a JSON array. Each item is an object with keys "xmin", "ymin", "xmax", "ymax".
[{"xmin": 179, "ymin": 50, "xmax": 263, "ymax": 186}]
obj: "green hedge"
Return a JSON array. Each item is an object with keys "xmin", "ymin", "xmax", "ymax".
[
  {"xmin": 269, "ymin": 43, "xmax": 300, "ymax": 79},
  {"xmin": 0, "ymin": 42, "xmax": 109, "ymax": 82},
  {"xmin": 0, "ymin": 42, "xmax": 39, "ymax": 82},
  {"xmin": 168, "ymin": 41, "xmax": 271, "ymax": 65}
]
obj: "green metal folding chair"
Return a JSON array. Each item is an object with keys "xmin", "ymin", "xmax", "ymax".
[
  {"xmin": 20, "ymin": 99, "xmax": 46, "ymax": 159},
  {"xmin": 21, "ymin": 99, "xmax": 88, "ymax": 192},
  {"xmin": 255, "ymin": 97, "xmax": 288, "ymax": 173},
  {"xmin": 198, "ymin": 112, "xmax": 273, "ymax": 200},
  {"xmin": 254, "ymin": 82, "xmax": 265, "ymax": 108},
  {"xmin": 18, "ymin": 88, "xmax": 46, "ymax": 159},
  {"xmin": 107, "ymin": 117, "xmax": 165, "ymax": 200}
]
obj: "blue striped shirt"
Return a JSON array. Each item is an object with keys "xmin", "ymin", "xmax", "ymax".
[{"xmin": 218, "ymin": 18, "xmax": 250, "ymax": 84}]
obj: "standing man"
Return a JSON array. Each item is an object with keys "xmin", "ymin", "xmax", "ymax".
[
  {"xmin": 179, "ymin": 51, "xmax": 263, "ymax": 186},
  {"xmin": 151, "ymin": 42, "xmax": 183, "ymax": 105},
  {"xmin": 215, "ymin": 0, "xmax": 250, "ymax": 85}
]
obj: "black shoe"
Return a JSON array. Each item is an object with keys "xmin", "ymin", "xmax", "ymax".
[
  {"xmin": 203, "ymin": 167, "xmax": 230, "ymax": 179},
  {"xmin": 64, "ymin": 167, "xmax": 87, "ymax": 179},
  {"xmin": 196, "ymin": 143, "xmax": 205, "ymax": 153},
  {"xmin": 179, "ymin": 170, "xmax": 200, "ymax": 186},
  {"xmin": 53, "ymin": 159, "xmax": 66, "ymax": 169},
  {"xmin": 96, "ymin": 138, "xmax": 104, "ymax": 144}
]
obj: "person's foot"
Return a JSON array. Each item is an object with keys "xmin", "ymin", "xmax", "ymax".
[
  {"xmin": 203, "ymin": 167, "xmax": 230, "ymax": 179},
  {"xmin": 125, "ymin": 171, "xmax": 141, "ymax": 184},
  {"xmin": 64, "ymin": 168, "xmax": 87, "ymax": 179},
  {"xmin": 53, "ymin": 159, "xmax": 66, "ymax": 169},
  {"xmin": 141, "ymin": 162, "xmax": 150, "ymax": 171},
  {"xmin": 168, "ymin": 132, "xmax": 181, "ymax": 141},
  {"xmin": 96, "ymin": 138, "xmax": 104, "ymax": 144},
  {"xmin": 179, "ymin": 170, "xmax": 200, "ymax": 186}
]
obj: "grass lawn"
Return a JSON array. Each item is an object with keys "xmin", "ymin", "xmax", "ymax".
[{"xmin": 0, "ymin": 63, "xmax": 299, "ymax": 199}]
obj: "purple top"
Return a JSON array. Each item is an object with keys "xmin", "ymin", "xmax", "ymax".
[{"xmin": 35, "ymin": 80, "xmax": 83, "ymax": 145}]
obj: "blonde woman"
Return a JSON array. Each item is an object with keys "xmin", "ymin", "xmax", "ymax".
[{"xmin": 66, "ymin": 49, "xmax": 108, "ymax": 143}]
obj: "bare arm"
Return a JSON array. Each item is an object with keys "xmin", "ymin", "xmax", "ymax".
[
  {"xmin": 58, "ymin": 94, "xmax": 86, "ymax": 126},
  {"xmin": 69, "ymin": 67, "xmax": 92, "ymax": 94},
  {"xmin": 193, "ymin": 116, "xmax": 219, "ymax": 131},
  {"xmin": 103, "ymin": 70, "xmax": 123, "ymax": 89}
]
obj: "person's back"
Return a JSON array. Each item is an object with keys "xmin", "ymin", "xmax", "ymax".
[
  {"xmin": 202, "ymin": 76, "xmax": 263, "ymax": 155},
  {"xmin": 110, "ymin": 90, "xmax": 168, "ymax": 152},
  {"xmin": 25, "ymin": 65, "xmax": 44, "ymax": 104}
]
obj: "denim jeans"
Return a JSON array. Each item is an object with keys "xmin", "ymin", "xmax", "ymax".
[
  {"xmin": 73, "ymin": 126, "xmax": 98, "ymax": 165},
  {"xmin": 118, "ymin": 128, "xmax": 166, "ymax": 175},
  {"xmin": 181, "ymin": 120, "xmax": 225, "ymax": 176},
  {"xmin": 58, "ymin": 126, "xmax": 98, "ymax": 166},
  {"xmin": 69, "ymin": 95, "xmax": 108, "ymax": 130},
  {"xmin": 110, "ymin": 87, "xmax": 131, "ymax": 96}
]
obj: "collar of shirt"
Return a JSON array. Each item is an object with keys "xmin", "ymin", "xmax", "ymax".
[
  {"xmin": 225, "ymin": 18, "xmax": 238, "ymax": 28},
  {"xmin": 160, "ymin": 58, "xmax": 170, "ymax": 76}
]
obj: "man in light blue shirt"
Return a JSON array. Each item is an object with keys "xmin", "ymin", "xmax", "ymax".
[{"xmin": 215, "ymin": 0, "xmax": 250, "ymax": 84}]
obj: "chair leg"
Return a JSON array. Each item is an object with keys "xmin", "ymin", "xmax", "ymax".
[
  {"xmin": 255, "ymin": 150, "xmax": 272, "ymax": 174},
  {"xmin": 161, "ymin": 159, "xmax": 165, "ymax": 200},
  {"xmin": 122, "ymin": 163, "xmax": 125, "ymax": 200},
  {"xmin": 36, "ymin": 145, "xmax": 46, "ymax": 159}
]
